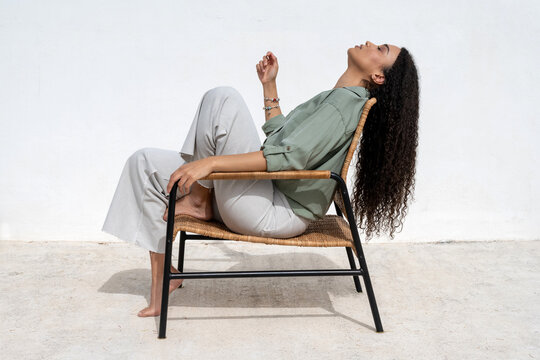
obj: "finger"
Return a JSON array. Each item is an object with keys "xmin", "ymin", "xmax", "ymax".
[
  {"xmin": 177, "ymin": 177, "xmax": 185, "ymax": 195},
  {"xmin": 177, "ymin": 182, "xmax": 183, "ymax": 196},
  {"xmin": 174, "ymin": 173, "xmax": 185, "ymax": 193},
  {"xmin": 167, "ymin": 180, "xmax": 174, "ymax": 195},
  {"xmin": 166, "ymin": 176, "xmax": 174, "ymax": 194},
  {"xmin": 178, "ymin": 176, "xmax": 190, "ymax": 195},
  {"xmin": 167, "ymin": 167, "xmax": 183, "ymax": 193}
]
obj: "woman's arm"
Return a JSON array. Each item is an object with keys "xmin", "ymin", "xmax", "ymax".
[
  {"xmin": 263, "ymin": 81, "xmax": 282, "ymax": 122},
  {"xmin": 166, "ymin": 151, "xmax": 267, "ymax": 195},
  {"xmin": 257, "ymin": 51, "xmax": 282, "ymax": 122},
  {"xmin": 202, "ymin": 51, "xmax": 280, "ymax": 174},
  {"xmin": 211, "ymin": 150, "xmax": 267, "ymax": 172}
]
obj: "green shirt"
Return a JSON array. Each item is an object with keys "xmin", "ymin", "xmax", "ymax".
[{"xmin": 260, "ymin": 86, "xmax": 371, "ymax": 221}]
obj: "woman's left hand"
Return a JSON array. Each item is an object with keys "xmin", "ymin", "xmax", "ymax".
[{"xmin": 166, "ymin": 157, "xmax": 214, "ymax": 196}]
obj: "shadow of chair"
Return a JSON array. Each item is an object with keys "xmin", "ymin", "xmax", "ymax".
[{"xmin": 158, "ymin": 98, "xmax": 383, "ymax": 339}]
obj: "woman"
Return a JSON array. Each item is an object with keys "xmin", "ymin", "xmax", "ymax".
[{"xmin": 102, "ymin": 41, "xmax": 419, "ymax": 317}]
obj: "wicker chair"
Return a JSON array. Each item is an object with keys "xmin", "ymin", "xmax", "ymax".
[{"xmin": 158, "ymin": 98, "xmax": 383, "ymax": 338}]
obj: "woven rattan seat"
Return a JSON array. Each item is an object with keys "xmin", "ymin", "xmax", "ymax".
[
  {"xmin": 158, "ymin": 97, "xmax": 383, "ymax": 338},
  {"xmin": 173, "ymin": 214, "xmax": 357, "ymax": 252}
]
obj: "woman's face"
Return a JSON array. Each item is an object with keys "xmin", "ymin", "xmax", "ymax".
[{"xmin": 348, "ymin": 41, "xmax": 401, "ymax": 85}]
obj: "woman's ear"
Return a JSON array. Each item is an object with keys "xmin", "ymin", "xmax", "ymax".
[{"xmin": 371, "ymin": 72, "xmax": 385, "ymax": 86}]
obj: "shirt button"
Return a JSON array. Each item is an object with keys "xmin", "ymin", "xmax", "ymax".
[{"xmin": 286, "ymin": 146, "xmax": 291, "ymax": 150}]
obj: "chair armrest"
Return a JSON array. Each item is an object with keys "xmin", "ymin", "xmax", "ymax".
[{"xmin": 200, "ymin": 170, "xmax": 331, "ymax": 181}]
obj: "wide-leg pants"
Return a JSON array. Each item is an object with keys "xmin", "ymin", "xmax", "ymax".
[{"xmin": 101, "ymin": 86, "xmax": 312, "ymax": 254}]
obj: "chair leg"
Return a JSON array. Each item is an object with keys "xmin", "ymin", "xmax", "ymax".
[
  {"xmin": 158, "ymin": 185, "xmax": 178, "ymax": 339},
  {"xmin": 336, "ymin": 199, "xmax": 363, "ymax": 292},
  {"xmin": 158, "ymin": 229, "xmax": 173, "ymax": 339},
  {"xmin": 176, "ymin": 231, "xmax": 186, "ymax": 288},
  {"xmin": 345, "ymin": 247, "xmax": 362, "ymax": 292},
  {"xmin": 332, "ymin": 172, "xmax": 384, "ymax": 332}
]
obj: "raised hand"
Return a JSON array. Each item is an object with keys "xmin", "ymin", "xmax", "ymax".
[{"xmin": 256, "ymin": 51, "xmax": 279, "ymax": 84}]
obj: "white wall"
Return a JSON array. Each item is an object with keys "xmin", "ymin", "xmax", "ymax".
[{"xmin": 1, "ymin": 0, "xmax": 538, "ymax": 243}]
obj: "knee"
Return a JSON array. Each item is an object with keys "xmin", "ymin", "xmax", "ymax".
[
  {"xmin": 204, "ymin": 86, "xmax": 243, "ymax": 102},
  {"xmin": 127, "ymin": 147, "xmax": 153, "ymax": 167}
]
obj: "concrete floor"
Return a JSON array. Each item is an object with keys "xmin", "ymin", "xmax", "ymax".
[{"xmin": 0, "ymin": 238, "xmax": 538, "ymax": 360}]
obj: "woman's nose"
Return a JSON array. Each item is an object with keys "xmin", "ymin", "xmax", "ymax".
[{"xmin": 365, "ymin": 40, "xmax": 372, "ymax": 47}]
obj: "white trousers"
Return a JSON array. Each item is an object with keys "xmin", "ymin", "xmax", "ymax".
[{"xmin": 101, "ymin": 86, "xmax": 312, "ymax": 254}]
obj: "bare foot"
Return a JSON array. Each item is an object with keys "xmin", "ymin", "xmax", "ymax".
[
  {"xmin": 163, "ymin": 183, "xmax": 213, "ymax": 222},
  {"xmin": 137, "ymin": 266, "xmax": 184, "ymax": 317},
  {"xmin": 169, "ymin": 265, "xmax": 184, "ymax": 293},
  {"xmin": 138, "ymin": 306, "xmax": 160, "ymax": 317}
]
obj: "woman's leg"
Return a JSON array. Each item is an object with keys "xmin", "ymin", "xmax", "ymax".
[
  {"xmin": 101, "ymin": 147, "xmax": 214, "ymax": 316},
  {"xmin": 137, "ymin": 250, "xmax": 186, "ymax": 317},
  {"xmin": 102, "ymin": 148, "xmax": 190, "ymax": 254},
  {"xmin": 102, "ymin": 86, "xmax": 307, "ymax": 317}
]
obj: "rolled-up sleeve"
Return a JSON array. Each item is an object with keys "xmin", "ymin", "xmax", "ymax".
[
  {"xmin": 261, "ymin": 114, "xmax": 287, "ymax": 136},
  {"xmin": 261, "ymin": 102, "xmax": 347, "ymax": 172}
]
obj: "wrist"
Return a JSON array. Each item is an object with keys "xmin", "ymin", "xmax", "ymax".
[
  {"xmin": 209, "ymin": 156, "xmax": 218, "ymax": 172},
  {"xmin": 262, "ymin": 80, "xmax": 277, "ymax": 89}
]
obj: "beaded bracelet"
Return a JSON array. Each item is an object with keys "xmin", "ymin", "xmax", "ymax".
[
  {"xmin": 263, "ymin": 104, "xmax": 280, "ymax": 111},
  {"xmin": 264, "ymin": 97, "xmax": 280, "ymax": 102}
]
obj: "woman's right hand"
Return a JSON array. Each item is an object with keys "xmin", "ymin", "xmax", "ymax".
[{"xmin": 256, "ymin": 51, "xmax": 279, "ymax": 84}]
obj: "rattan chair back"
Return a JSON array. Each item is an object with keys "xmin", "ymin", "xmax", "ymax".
[{"xmin": 332, "ymin": 97, "xmax": 377, "ymax": 221}]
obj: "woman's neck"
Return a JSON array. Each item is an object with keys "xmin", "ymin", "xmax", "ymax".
[{"xmin": 334, "ymin": 68, "xmax": 369, "ymax": 89}]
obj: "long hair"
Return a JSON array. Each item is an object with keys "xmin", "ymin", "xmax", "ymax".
[{"xmin": 352, "ymin": 47, "xmax": 420, "ymax": 241}]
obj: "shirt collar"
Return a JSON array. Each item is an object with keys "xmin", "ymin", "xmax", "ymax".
[{"xmin": 341, "ymin": 86, "xmax": 370, "ymax": 98}]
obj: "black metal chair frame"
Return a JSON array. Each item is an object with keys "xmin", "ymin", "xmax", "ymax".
[{"xmin": 158, "ymin": 172, "xmax": 384, "ymax": 339}]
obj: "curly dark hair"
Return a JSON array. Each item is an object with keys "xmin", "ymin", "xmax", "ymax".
[{"xmin": 352, "ymin": 47, "xmax": 420, "ymax": 241}]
